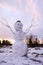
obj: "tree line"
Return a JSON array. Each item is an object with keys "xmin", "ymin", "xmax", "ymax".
[
  {"xmin": 0, "ymin": 40, "xmax": 12, "ymax": 47},
  {"xmin": 26, "ymin": 35, "xmax": 43, "ymax": 47}
]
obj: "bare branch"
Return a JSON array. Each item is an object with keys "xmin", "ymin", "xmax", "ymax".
[
  {"xmin": 25, "ymin": 18, "xmax": 35, "ymax": 34},
  {"xmin": 1, "ymin": 17, "xmax": 15, "ymax": 35}
]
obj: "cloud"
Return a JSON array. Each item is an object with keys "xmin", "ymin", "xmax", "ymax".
[
  {"xmin": 0, "ymin": 0, "xmax": 42, "ymax": 26},
  {"xmin": 0, "ymin": 0, "xmax": 43, "ymax": 39},
  {"xmin": 0, "ymin": 1, "xmax": 16, "ymax": 12}
]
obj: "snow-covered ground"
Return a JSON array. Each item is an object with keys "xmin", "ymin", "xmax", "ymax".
[{"xmin": 0, "ymin": 46, "xmax": 43, "ymax": 65}]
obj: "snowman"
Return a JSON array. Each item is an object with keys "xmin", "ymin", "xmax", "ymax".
[
  {"xmin": 12, "ymin": 20, "xmax": 28, "ymax": 57},
  {"xmin": 0, "ymin": 18, "xmax": 28, "ymax": 57}
]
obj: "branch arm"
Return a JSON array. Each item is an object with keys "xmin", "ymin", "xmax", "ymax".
[{"xmin": 6, "ymin": 25, "xmax": 15, "ymax": 35}]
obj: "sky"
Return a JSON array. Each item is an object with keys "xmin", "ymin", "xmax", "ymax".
[{"xmin": 0, "ymin": 0, "xmax": 43, "ymax": 40}]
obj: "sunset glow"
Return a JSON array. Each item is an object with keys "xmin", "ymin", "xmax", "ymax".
[{"xmin": 0, "ymin": 38, "xmax": 15, "ymax": 44}]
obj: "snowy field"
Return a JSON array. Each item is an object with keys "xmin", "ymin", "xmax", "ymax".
[{"xmin": 0, "ymin": 46, "xmax": 43, "ymax": 65}]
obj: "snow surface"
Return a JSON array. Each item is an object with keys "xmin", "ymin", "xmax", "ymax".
[{"xmin": 0, "ymin": 47, "xmax": 43, "ymax": 65}]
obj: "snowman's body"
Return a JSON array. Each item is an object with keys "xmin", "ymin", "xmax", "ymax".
[{"xmin": 12, "ymin": 21, "xmax": 27, "ymax": 57}]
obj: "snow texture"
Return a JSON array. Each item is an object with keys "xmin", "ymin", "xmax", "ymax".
[{"xmin": 0, "ymin": 47, "xmax": 43, "ymax": 65}]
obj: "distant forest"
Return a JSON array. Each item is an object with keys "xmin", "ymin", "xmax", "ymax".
[
  {"xmin": 0, "ymin": 40, "xmax": 12, "ymax": 47},
  {"xmin": 26, "ymin": 35, "xmax": 43, "ymax": 47}
]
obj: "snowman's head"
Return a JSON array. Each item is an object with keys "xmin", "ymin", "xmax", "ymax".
[{"xmin": 14, "ymin": 20, "xmax": 23, "ymax": 31}]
